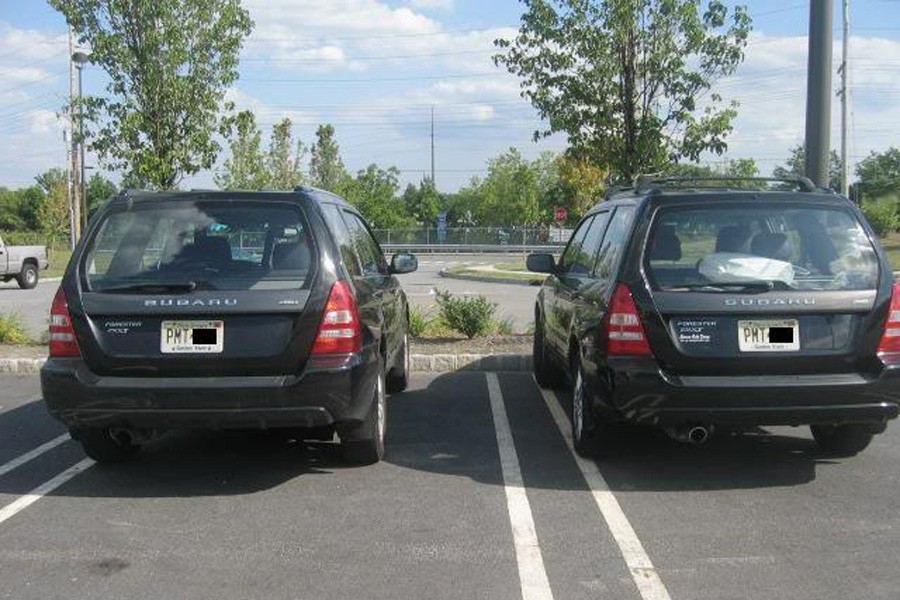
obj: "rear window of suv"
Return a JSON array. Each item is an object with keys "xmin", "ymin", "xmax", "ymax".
[
  {"xmin": 645, "ymin": 203, "xmax": 879, "ymax": 292},
  {"xmin": 82, "ymin": 200, "xmax": 315, "ymax": 292}
]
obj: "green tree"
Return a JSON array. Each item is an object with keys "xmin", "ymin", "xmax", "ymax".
[
  {"xmin": 34, "ymin": 170, "xmax": 70, "ymax": 248},
  {"xmin": 773, "ymin": 145, "xmax": 842, "ymax": 191},
  {"xmin": 52, "ymin": 0, "xmax": 253, "ymax": 189},
  {"xmin": 215, "ymin": 110, "xmax": 268, "ymax": 190},
  {"xmin": 402, "ymin": 179, "xmax": 441, "ymax": 226},
  {"xmin": 0, "ymin": 188, "xmax": 27, "ymax": 230},
  {"xmin": 856, "ymin": 148, "xmax": 900, "ymax": 201},
  {"xmin": 309, "ymin": 124, "xmax": 347, "ymax": 191},
  {"xmin": 340, "ymin": 165, "xmax": 412, "ymax": 229},
  {"xmin": 495, "ymin": 0, "xmax": 752, "ymax": 181},
  {"xmin": 266, "ymin": 118, "xmax": 307, "ymax": 190},
  {"xmin": 86, "ymin": 173, "xmax": 118, "ymax": 219},
  {"xmin": 480, "ymin": 148, "xmax": 543, "ymax": 226}
]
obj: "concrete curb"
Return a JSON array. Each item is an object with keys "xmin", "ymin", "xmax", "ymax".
[
  {"xmin": 0, "ymin": 354, "xmax": 532, "ymax": 375},
  {"xmin": 438, "ymin": 269, "xmax": 544, "ymax": 287},
  {"xmin": 0, "ymin": 358, "xmax": 46, "ymax": 374}
]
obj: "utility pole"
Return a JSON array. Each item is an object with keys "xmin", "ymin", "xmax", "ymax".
[
  {"xmin": 67, "ymin": 27, "xmax": 80, "ymax": 249},
  {"xmin": 804, "ymin": 0, "xmax": 834, "ymax": 188},
  {"xmin": 73, "ymin": 51, "xmax": 89, "ymax": 230},
  {"xmin": 840, "ymin": 0, "xmax": 851, "ymax": 197},
  {"xmin": 430, "ymin": 104, "xmax": 435, "ymax": 188}
]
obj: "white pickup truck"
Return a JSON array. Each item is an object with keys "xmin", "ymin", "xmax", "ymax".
[{"xmin": 0, "ymin": 236, "xmax": 49, "ymax": 289}]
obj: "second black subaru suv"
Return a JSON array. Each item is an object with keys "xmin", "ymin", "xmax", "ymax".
[
  {"xmin": 41, "ymin": 187, "xmax": 417, "ymax": 465},
  {"xmin": 528, "ymin": 177, "xmax": 900, "ymax": 457}
]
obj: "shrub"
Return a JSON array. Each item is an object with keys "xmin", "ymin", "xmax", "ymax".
[
  {"xmin": 0, "ymin": 314, "xmax": 31, "ymax": 345},
  {"xmin": 435, "ymin": 291, "xmax": 497, "ymax": 339},
  {"xmin": 408, "ymin": 304, "xmax": 429, "ymax": 338},
  {"xmin": 861, "ymin": 198, "xmax": 900, "ymax": 237},
  {"xmin": 493, "ymin": 317, "xmax": 515, "ymax": 335}
]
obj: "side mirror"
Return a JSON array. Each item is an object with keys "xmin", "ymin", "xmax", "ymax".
[
  {"xmin": 390, "ymin": 251, "xmax": 418, "ymax": 275},
  {"xmin": 526, "ymin": 253, "xmax": 557, "ymax": 274}
]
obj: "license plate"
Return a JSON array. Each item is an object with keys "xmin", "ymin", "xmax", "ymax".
[
  {"xmin": 161, "ymin": 320, "xmax": 223, "ymax": 354},
  {"xmin": 738, "ymin": 319, "xmax": 799, "ymax": 352}
]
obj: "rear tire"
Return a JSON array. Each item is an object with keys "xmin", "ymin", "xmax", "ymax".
[
  {"xmin": 572, "ymin": 364, "xmax": 604, "ymax": 457},
  {"xmin": 386, "ymin": 333, "xmax": 410, "ymax": 393},
  {"xmin": 73, "ymin": 428, "xmax": 139, "ymax": 464},
  {"xmin": 811, "ymin": 424, "xmax": 875, "ymax": 457},
  {"xmin": 533, "ymin": 318, "xmax": 565, "ymax": 389},
  {"xmin": 341, "ymin": 361, "xmax": 387, "ymax": 465},
  {"xmin": 17, "ymin": 264, "xmax": 38, "ymax": 289}
]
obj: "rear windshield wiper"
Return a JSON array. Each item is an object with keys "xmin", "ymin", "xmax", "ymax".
[
  {"xmin": 98, "ymin": 281, "xmax": 200, "ymax": 294},
  {"xmin": 663, "ymin": 281, "xmax": 791, "ymax": 293}
]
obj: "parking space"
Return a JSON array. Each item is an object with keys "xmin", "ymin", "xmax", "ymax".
[{"xmin": 0, "ymin": 372, "xmax": 898, "ymax": 600}]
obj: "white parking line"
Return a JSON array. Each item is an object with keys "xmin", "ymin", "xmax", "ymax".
[
  {"xmin": 0, "ymin": 458, "xmax": 94, "ymax": 526},
  {"xmin": 536, "ymin": 382, "xmax": 672, "ymax": 600},
  {"xmin": 0, "ymin": 434, "xmax": 71, "ymax": 479},
  {"xmin": 486, "ymin": 373, "xmax": 554, "ymax": 600}
]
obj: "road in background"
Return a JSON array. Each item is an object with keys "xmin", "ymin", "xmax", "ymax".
[
  {"xmin": 400, "ymin": 255, "xmax": 538, "ymax": 331},
  {"xmin": 1, "ymin": 373, "xmax": 898, "ymax": 599}
]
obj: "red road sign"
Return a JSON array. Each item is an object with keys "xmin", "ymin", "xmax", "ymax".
[{"xmin": 554, "ymin": 207, "xmax": 568, "ymax": 222}]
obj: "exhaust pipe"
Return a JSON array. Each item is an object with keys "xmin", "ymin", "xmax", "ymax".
[
  {"xmin": 666, "ymin": 425, "xmax": 711, "ymax": 445},
  {"xmin": 687, "ymin": 426, "xmax": 709, "ymax": 445}
]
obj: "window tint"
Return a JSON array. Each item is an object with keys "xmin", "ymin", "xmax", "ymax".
[
  {"xmin": 559, "ymin": 216, "xmax": 594, "ymax": 273},
  {"xmin": 645, "ymin": 205, "xmax": 878, "ymax": 291},
  {"xmin": 343, "ymin": 211, "xmax": 387, "ymax": 276},
  {"xmin": 595, "ymin": 207, "xmax": 635, "ymax": 281},
  {"xmin": 572, "ymin": 211, "xmax": 609, "ymax": 275},
  {"xmin": 83, "ymin": 201, "xmax": 314, "ymax": 291},
  {"xmin": 321, "ymin": 203, "xmax": 361, "ymax": 276}
]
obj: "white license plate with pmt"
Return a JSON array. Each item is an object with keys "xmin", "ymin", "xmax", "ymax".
[
  {"xmin": 738, "ymin": 319, "xmax": 800, "ymax": 352},
  {"xmin": 160, "ymin": 320, "xmax": 224, "ymax": 354}
]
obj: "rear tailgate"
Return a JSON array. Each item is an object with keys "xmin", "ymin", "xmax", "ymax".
[
  {"xmin": 643, "ymin": 289, "xmax": 888, "ymax": 376},
  {"xmin": 71, "ymin": 288, "xmax": 326, "ymax": 377}
]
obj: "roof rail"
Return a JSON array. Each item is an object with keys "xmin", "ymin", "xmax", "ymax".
[{"xmin": 632, "ymin": 176, "xmax": 818, "ymax": 194}]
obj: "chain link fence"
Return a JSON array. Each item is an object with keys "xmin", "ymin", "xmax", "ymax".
[{"xmin": 372, "ymin": 226, "xmax": 572, "ymax": 247}]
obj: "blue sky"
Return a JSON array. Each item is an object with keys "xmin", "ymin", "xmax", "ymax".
[{"xmin": 1, "ymin": 0, "xmax": 899, "ymax": 193}]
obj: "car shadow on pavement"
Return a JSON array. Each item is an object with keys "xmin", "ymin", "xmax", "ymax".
[{"xmin": 385, "ymin": 371, "xmax": 838, "ymax": 493}]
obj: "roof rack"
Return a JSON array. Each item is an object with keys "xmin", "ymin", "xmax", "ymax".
[{"xmin": 632, "ymin": 175, "xmax": 818, "ymax": 194}]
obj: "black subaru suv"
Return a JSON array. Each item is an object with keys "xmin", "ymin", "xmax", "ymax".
[
  {"xmin": 528, "ymin": 177, "xmax": 900, "ymax": 457},
  {"xmin": 41, "ymin": 187, "xmax": 417, "ymax": 465}
]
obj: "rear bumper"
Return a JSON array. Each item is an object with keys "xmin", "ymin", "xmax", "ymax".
[
  {"xmin": 599, "ymin": 359, "xmax": 900, "ymax": 427},
  {"xmin": 40, "ymin": 350, "xmax": 379, "ymax": 431}
]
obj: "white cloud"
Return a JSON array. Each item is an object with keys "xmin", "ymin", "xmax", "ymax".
[
  {"xmin": 408, "ymin": 0, "xmax": 454, "ymax": 11},
  {"xmin": 696, "ymin": 33, "xmax": 900, "ymax": 174}
]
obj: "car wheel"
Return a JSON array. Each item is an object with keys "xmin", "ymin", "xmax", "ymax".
[
  {"xmin": 533, "ymin": 317, "xmax": 565, "ymax": 389},
  {"xmin": 73, "ymin": 428, "xmax": 139, "ymax": 464},
  {"xmin": 811, "ymin": 424, "xmax": 875, "ymax": 457},
  {"xmin": 572, "ymin": 364, "xmax": 603, "ymax": 457},
  {"xmin": 342, "ymin": 360, "xmax": 387, "ymax": 465},
  {"xmin": 17, "ymin": 264, "xmax": 38, "ymax": 290},
  {"xmin": 386, "ymin": 333, "xmax": 410, "ymax": 393}
]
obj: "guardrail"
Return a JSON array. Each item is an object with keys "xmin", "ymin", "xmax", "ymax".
[{"xmin": 381, "ymin": 244, "xmax": 562, "ymax": 254}]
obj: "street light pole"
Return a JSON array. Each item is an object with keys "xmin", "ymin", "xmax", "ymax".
[
  {"xmin": 804, "ymin": 0, "xmax": 834, "ymax": 188},
  {"xmin": 72, "ymin": 51, "xmax": 89, "ymax": 235}
]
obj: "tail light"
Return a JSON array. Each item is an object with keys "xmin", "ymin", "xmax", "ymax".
[
  {"xmin": 606, "ymin": 284, "xmax": 653, "ymax": 357},
  {"xmin": 49, "ymin": 287, "xmax": 81, "ymax": 358},
  {"xmin": 311, "ymin": 280, "xmax": 363, "ymax": 355},
  {"xmin": 877, "ymin": 282, "xmax": 900, "ymax": 360}
]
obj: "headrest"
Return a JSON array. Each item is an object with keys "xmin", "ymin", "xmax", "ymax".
[
  {"xmin": 272, "ymin": 242, "xmax": 310, "ymax": 270},
  {"xmin": 751, "ymin": 232, "xmax": 791, "ymax": 261},
  {"xmin": 651, "ymin": 224, "xmax": 682, "ymax": 261},
  {"xmin": 715, "ymin": 225, "xmax": 752, "ymax": 253}
]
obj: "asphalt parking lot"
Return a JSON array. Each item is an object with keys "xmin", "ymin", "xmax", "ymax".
[{"xmin": 1, "ymin": 371, "xmax": 898, "ymax": 600}]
